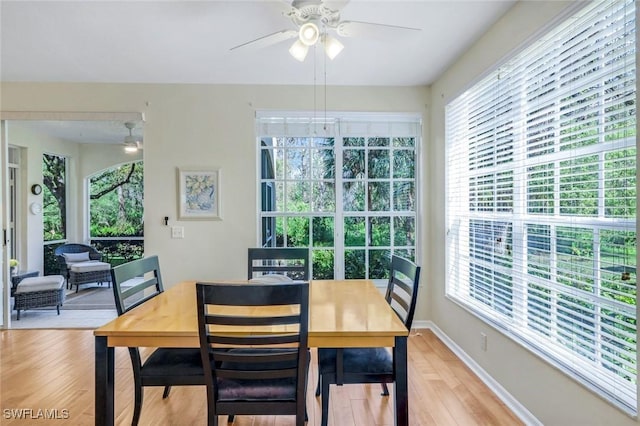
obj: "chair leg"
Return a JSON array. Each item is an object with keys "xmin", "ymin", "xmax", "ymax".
[
  {"xmin": 16, "ymin": 309, "xmax": 20, "ymax": 320},
  {"xmin": 228, "ymin": 415, "xmax": 235, "ymax": 423},
  {"xmin": 381, "ymin": 383, "xmax": 389, "ymax": 396},
  {"xmin": 321, "ymin": 378, "xmax": 330, "ymax": 426},
  {"xmin": 132, "ymin": 385, "xmax": 143, "ymax": 426},
  {"xmin": 56, "ymin": 305, "xmax": 61, "ymax": 315},
  {"xmin": 162, "ymin": 386, "xmax": 171, "ymax": 399}
]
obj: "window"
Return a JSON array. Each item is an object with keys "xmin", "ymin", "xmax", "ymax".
[
  {"xmin": 89, "ymin": 161, "xmax": 144, "ymax": 266},
  {"xmin": 258, "ymin": 113, "xmax": 420, "ymax": 280},
  {"xmin": 43, "ymin": 153, "xmax": 68, "ymax": 275},
  {"xmin": 446, "ymin": 0, "xmax": 636, "ymax": 413}
]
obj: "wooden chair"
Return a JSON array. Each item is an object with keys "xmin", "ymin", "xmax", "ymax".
[
  {"xmin": 247, "ymin": 247, "xmax": 310, "ymax": 280},
  {"xmin": 315, "ymin": 255, "xmax": 421, "ymax": 426},
  {"xmin": 196, "ymin": 281, "xmax": 310, "ymax": 426},
  {"xmin": 111, "ymin": 256, "xmax": 204, "ymax": 426}
]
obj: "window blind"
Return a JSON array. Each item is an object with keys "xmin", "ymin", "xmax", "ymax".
[{"xmin": 446, "ymin": 0, "xmax": 636, "ymax": 413}]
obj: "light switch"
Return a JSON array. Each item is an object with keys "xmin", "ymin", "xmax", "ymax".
[{"xmin": 171, "ymin": 226, "xmax": 184, "ymax": 239}]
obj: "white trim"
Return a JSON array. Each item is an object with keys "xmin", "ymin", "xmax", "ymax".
[
  {"xmin": 0, "ymin": 111, "xmax": 144, "ymax": 122},
  {"xmin": 416, "ymin": 321, "xmax": 543, "ymax": 426}
]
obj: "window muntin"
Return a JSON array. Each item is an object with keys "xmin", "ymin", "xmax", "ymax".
[
  {"xmin": 258, "ymin": 114, "xmax": 420, "ymax": 280},
  {"xmin": 446, "ymin": 0, "xmax": 636, "ymax": 413}
]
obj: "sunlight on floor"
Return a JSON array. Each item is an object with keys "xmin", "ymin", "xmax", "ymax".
[{"xmin": 8, "ymin": 308, "xmax": 117, "ymax": 329}]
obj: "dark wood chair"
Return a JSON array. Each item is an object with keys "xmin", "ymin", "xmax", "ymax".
[
  {"xmin": 196, "ymin": 281, "xmax": 310, "ymax": 426},
  {"xmin": 315, "ymin": 255, "xmax": 421, "ymax": 426},
  {"xmin": 247, "ymin": 247, "xmax": 310, "ymax": 280},
  {"xmin": 111, "ymin": 256, "xmax": 205, "ymax": 426}
]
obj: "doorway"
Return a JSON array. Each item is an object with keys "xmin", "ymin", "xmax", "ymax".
[{"xmin": 1, "ymin": 112, "xmax": 144, "ymax": 329}]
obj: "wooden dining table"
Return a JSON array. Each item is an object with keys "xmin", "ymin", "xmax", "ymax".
[{"xmin": 94, "ymin": 279, "xmax": 410, "ymax": 425}]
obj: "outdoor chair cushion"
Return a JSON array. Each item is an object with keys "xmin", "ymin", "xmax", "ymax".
[
  {"xmin": 15, "ymin": 275, "xmax": 65, "ymax": 293},
  {"xmin": 63, "ymin": 252, "xmax": 91, "ymax": 263},
  {"xmin": 69, "ymin": 261, "xmax": 111, "ymax": 273}
]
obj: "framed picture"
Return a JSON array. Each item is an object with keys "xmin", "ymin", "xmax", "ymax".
[{"xmin": 177, "ymin": 168, "xmax": 221, "ymax": 220}]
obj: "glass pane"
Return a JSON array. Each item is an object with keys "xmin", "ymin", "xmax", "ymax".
[
  {"xmin": 312, "ymin": 216, "xmax": 334, "ymax": 247},
  {"xmin": 312, "ymin": 181, "xmax": 335, "ymax": 212},
  {"xmin": 394, "ymin": 216, "xmax": 415, "ymax": 246},
  {"xmin": 368, "ymin": 137, "xmax": 390, "ymax": 147},
  {"xmin": 286, "ymin": 181, "xmax": 310, "ymax": 212},
  {"xmin": 344, "ymin": 137, "xmax": 364, "ymax": 147},
  {"xmin": 312, "ymin": 137, "xmax": 335, "ymax": 148},
  {"xmin": 273, "ymin": 146, "xmax": 285, "ymax": 180},
  {"xmin": 276, "ymin": 182, "xmax": 285, "ymax": 211},
  {"xmin": 345, "ymin": 249, "xmax": 365, "ymax": 279},
  {"xmin": 312, "ymin": 249, "xmax": 335, "ymax": 279},
  {"xmin": 393, "ymin": 137, "xmax": 415, "ymax": 147},
  {"xmin": 556, "ymin": 226, "xmax": 594, "ymax": 292},
  {"xmin": 368, "ymin": 182, "xmax": 390, "ymax": 211},
  {"xmin": 369, "ymin": 217, "xmax": 391, "ymax": 246},
  {"xmin": 393, "ymin": 182, "xmax": 415, "ymax": 211},
  {"xmin": 559, "ymin": 155, "xmax": 598, "ymax": 217},
  {"xmin": 286, "ymin": 216, "xmax": 309, "ymax": 247},
  {"xmin": 343, "ymin": 149, "xmax": 365, "ymax": 178},
  {"xmin": 393, "ymin": 150, "xmax": 415, "ymax": 178},
  {"xmin": 43, "ymin": 153, "xmax": 66, "ymax": 241},
  {"xmin": 369, "ymin": 250, "xmax": 391, "ymax": 279},
  {"xmin": 344, "ymin": 217, "xmax": 365, "ymax": 247},
  {"xmin": 286, "ymin": 148, "xmax": 310, "ymax": 179},
  {"xmin": 311, "ymin": 148, "xmax": 335, "ymax": 180},
  {"xmin": 368, "ymin": 149, "xmax": 390, "ymax": 179},
  {"xmin": 286, "ymin": 137, "xmax": 309, "ymax": 147},
  {"xmin": 393, "ymin": 248, "xmax": 415, "ymax": 262},
  {"xmin": 275, "ymin": 217, "xmax": 285, "ymax": 247},
  {"xmin": 599, "ymin": 229, "xmax": 636, "ymax": 304},
  {"xmin": 344, "ymin": 182, "xmax": 365, "ymax": 211}
]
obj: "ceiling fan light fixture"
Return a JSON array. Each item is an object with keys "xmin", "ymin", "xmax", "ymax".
[
  {"xmin": 323, "ymin": 34, "xmax": 344, "ymax": 60},
  {"xmin": 123, "ymin": 122, "xmax": 140, "ymax": 153},
  {"xmin": 124, "ymin": 142, "xmax": 139, "ymax": 153},
  {"xmin": 298, "ymin": 22, "xmax": 319, "ymax": 46},
  {"xmin": 289, "ymin": 39, "xmax": 309, "ymax": 61}
]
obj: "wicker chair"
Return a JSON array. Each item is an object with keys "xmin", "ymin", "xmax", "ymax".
[{"xmin": 55, "ymin": 243, "xmax": 111, "ymax": 292}]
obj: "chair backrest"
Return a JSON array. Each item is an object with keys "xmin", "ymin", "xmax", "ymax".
[
  {"xmin": 110, "ymin": 255, "xmax": 163, "ymax": 315},
  {"xmin": 385, "ymin": 255, "xmax": 421, "ymax": 329},
  {"xmin": 196, "ymin": 281, "xmax": 309, "ymax": 409},
  {"xmin": 247, "ymin": 247, "xmax": 310, "ymax": 280}
]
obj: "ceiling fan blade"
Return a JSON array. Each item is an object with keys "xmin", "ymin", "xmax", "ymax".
[
  {"xmin": 336, "ymin": 20, "xmax": 421, "ymax": 38},
  {"xmin": 229, "ymin": 29, "xmax": 298, "ymax": 51},
  {"xmin": 322, "ymin": 0, "xmax": 350, "ymax": 11}
]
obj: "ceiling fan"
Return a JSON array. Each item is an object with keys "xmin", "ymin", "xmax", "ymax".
[
  {"xmin": 230, "ymin": 0, "xmax": 421, "ymax": 62},
  {"xmin": 123, "ymin": 122, "xmax": 143, "ymax": 153}
]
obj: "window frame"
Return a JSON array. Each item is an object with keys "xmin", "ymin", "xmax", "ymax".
[
  {"xmin": 445, "ymin": 0, "xmax": 637, "ymax": 414},
  {"xmin": 256, "ymin": 112, "xmax": 422, "ymax": 281}
]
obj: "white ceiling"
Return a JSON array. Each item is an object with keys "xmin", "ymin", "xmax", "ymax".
[{"xmin": 1, "ymin": 0, "xmax": 515, "ymax": 143}]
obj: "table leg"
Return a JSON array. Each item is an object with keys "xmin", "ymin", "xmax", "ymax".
[
  {"xmin": 394, "ymin": 336, "xmax": 408, "ymax": 426},
  {"xmin": 95, "ymin": 336, "xmax": 114, "ymax": 426}
]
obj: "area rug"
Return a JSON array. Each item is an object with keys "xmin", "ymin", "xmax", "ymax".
[{"xmin": 62, "ymin": 284, "xmax": 116, "ymax": 310}]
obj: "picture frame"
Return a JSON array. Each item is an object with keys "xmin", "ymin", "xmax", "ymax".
[{"xmin": 177, "ymin": 168, "xmax": 221, "ymax": 220}]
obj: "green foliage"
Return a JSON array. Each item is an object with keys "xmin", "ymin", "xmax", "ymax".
[
  {"xmin": 42, "ymin": 154, "xmax": 66, "ymax": 241},
  {"xmin": 89, "ymin": 162, "xmax": 144, "ymax": 237},
  {"xmin": 312, "ymin": 249, "xmax": 334, "ymax": 279}
]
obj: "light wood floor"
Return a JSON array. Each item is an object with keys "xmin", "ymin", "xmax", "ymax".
[{"xmin": 0, "ymin": 328, "xmax": 523, "ymax": 425}]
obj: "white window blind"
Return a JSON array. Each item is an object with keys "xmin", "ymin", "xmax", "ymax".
[{"xmin": 446, "ymin": 0, "xmax": 636, "ymax": 413}]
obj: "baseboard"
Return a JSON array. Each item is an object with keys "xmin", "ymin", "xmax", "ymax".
[{"xmin": 412, "ymin": 320, "xmax": 542, "ymax": 426}]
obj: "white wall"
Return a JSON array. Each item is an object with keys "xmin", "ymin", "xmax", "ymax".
[{"xmin": 429, "ymin": 1, "xmax": 639, "ymax": 425}]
